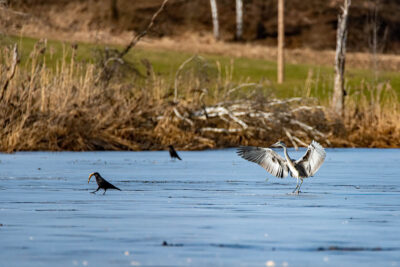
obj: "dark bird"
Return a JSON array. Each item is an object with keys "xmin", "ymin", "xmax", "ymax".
[
  {"xmin": 168, "ymin": 145, "xmax": 182, "ymax": 160},
  {"xmin": 237, "ymin": 140, "xmax": 326, "ymax": 194},
  {"xmin": 88, "ymin": 172, "xmax": 121, "ymax": 194}
]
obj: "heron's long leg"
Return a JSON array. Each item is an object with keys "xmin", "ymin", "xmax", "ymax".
[
  {"xmin": 297, "ymin": 179, "xmax": 304, "ymax": 192},
  {"xmin": 103, "ymin": 189, "xmax": 107, "ymax": 195},
  {"xmin": 292, "ymin": 185, "xmax": 298, "ymax": 193},
  {"xmin": 91, "ymin": 187, "xmax": 100, "ymax": 194},
  {"xmin": 292, "ymin": 178, "xmax": 299, "ymax": 193}
]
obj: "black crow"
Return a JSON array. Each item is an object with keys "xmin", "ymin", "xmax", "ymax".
[
  {"xmin": 88, "ymin": 172, "xmax": 121, "ymax": 194},
  {"xmin": 168, "ymin": 145, "xmax": 182, "ymax": 160}
]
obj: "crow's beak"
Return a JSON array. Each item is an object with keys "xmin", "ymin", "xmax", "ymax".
[{"xmin": 88, "ymin": 173, "xmax": 95, "ymax": 183}]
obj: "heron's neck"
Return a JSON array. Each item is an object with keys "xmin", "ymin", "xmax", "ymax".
[{"xmin": 282, "ymin": 146, "xmax": 293, "ymax": 165}]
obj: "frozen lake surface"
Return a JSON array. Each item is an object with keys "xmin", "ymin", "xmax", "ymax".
[{"xmin": 1, "ymin": 148, "xmax": 400, "ymax": 267}]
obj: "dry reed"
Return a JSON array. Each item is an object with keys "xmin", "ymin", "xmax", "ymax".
[
  {"xmin": 0, "ymin": 43, "xmax": 398, "ymax": 152},
  {"xmin": 341, "ymin": 81, "xmax": 400, "ymax": 147}
]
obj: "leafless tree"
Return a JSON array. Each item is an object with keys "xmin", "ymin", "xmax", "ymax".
[
  {"xmin": 110, "ymin": 0, "xmax": 119, "ymax": 21},
  {"xmin": 0, "ymin": 44, "xmax": 18, "ymax": 101},
  {"xmin": 209, "ymin": 0, "xmax": 220, "ymax": 40},
  {"xmin": 368, "ymin": 0, "xmax": 387, "ymax": 81},
  {"xmin": 332, "ymin": 0, "xmax": 351, "ymax": 117},
  {"xmin": 96, "ymin": 0, "xmax": 169, "ymax": 84},
  {"xmin": 119, "ymin": 0, "xmax": 168, "ymax": 58},
  {"xmin": 277, "ymin": 0, "xmax": 285, "ymax": 83},
  {"xmin": 235, "ymin": 0, "xmax": 243, "ymax": 40}
]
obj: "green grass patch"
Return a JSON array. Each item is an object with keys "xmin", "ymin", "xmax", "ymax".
[{"xmin": 1, "ymin": 34, "xmax": 399, "ymax": 101}]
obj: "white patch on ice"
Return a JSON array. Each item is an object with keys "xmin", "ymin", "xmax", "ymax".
[{"xmin": 266, "ymin": 260, "xmax": 275, "ymax": 267}]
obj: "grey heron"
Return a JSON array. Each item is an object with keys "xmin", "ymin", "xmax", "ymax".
[{"xmin": 237, "ymin": 140, "xmax": 326, "ymax": 194}]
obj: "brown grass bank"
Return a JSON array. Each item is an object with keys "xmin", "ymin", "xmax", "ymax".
[{"xmin": 0, "ymin": 43, "xmax": 399, "ymax": 152}]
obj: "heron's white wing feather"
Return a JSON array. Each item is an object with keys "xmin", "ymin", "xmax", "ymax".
[
  {"xmin": 295, "ymin": 140, "xmax": 326, "ymax": 177},
  {"xmin": 237, "ymin": 146, "xmax": 289, "ymax": 178}
]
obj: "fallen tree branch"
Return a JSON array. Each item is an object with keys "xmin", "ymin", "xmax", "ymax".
[
  {"xmin": 200, "ymin": 127, "xmax": 242, "ymax": 133},
  {"xmin": 290, "ymin": 119, "xmax": 325, "ymax": 138},
  {"xmin": 161, "ymin": 96, "xmax": 328, "ymax": 146},
  {"xmin": 173, "ymin": 107, "xmax": 194, "ymax": 126},
  {"xmin": 225, "ymin": 83, "xmax": 257, "ymax": 97},
  {"xmin": 191, "ymin": 105, "xmax": 248, "ymax": 129},
  {"xmin": 267, "ymin": 97, "xmax": 303, "ymax": 107},
  {"xmin": 291, "ymin": 106, "xmax": 324, "ymax": 113},
  {"xmin": 227, "ymin": 111, "xmax": 248, "ymax": 129},
  {"xmin": 284, "ymin": 128, "xmax": 298, "ymax": 150},
  {"xmin": 292, "ymin": 136, "xmax": 308, "ymax": 147}
]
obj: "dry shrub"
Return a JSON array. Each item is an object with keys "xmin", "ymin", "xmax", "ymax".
[
  {"xmin": 0, "ymin": 43, "xmax": 157, "ymax": 151},
  {"xmin": 0, "ymin": 42, "xmax": 399, "ymax": 151},
  {"xmin": 342, "ymin": 82, "xmax": 400, "ymax": 147}
]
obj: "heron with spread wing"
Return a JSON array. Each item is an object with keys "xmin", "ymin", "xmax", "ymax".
[{"xmin": 237, "ymin": 140, "xmax": 326, "ymax": 194}]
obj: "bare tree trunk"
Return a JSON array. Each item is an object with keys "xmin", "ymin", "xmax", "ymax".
[
  {"xmin": 277, "ymin": 0, "xmax": 284, "ymax": 84},
  {"xmin": 369, "ymin": 0, "xmax": 381, "ymax": 82},
  {"xmin": 118, "ymin": 0, "xmax": 168, "ymax": 58},
  {"xmin": 332, "ymin": 0, "xmax": 351, "ymax": 117},
  {"xmin": 110, "ymin": 0, "xmax": 119, "ymax": 21},
  {"xmin": 0, "ymin": 44, "xmax": 18, "ymax": 102},
  {"xmin": 209, "ymin": 0, "xmax": 220, "ymax": 40},
  {"xmin": 235, "ymin": 0, "xmax": 243, "ymax": 40}
]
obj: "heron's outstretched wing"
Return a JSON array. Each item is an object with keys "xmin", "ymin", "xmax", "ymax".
[
  {"xmin": 237, "ymin": 146, "xmax": 289, "ymax": 178},
  {"xmin": 295, "ymin": 140, "xmax": 326, "ymax": 177}
]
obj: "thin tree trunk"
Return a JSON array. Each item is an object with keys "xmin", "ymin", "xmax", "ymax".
[
  {"xmin": 235, "ymin": 0, "xmax": 243, "ymax": 40},
  {"xmin": 110, "ymin": 0, "xmax": 119, "ymax": 21},
  {"xmin": 209, "ymin": 0, "xmax": 220, "ymax": 40},
  {"xmin": 332, "ymin": 0, "xmax": 351, "ymax": 117},
  {"xmin": 277, "ymin": 0, "xmax": 284, "ymax": 84},
  {"xmin": 369, "ymin": 0, "xmax": 380, "ymax": 82},
  {"xmin": 0, "ymin": 44, "xmax": 18, "ymax": 102},
  {"xmin": 118, "ymin": 0, "xmax": 168, "ymax": 58}
]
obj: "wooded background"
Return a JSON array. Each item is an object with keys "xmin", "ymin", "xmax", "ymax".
[{"xmin": 9, "ymin": 0, "xmax": 400, "ymax": 53}]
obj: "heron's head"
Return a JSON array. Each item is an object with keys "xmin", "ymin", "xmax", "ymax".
[
  {"xmin": 270, "ymin": 141, "xmax": 286, "ymax": 148},
  {"xmin": 88, "ymin": 172, "xmax": 100, "ymax": 183}
]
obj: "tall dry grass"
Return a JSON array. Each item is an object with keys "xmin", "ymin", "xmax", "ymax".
[
  {"xmin": 0, "ymin": 42, "xmax": 399, "ymax": 151},
  {"xmin": 0, "ymin": 42, "xmax": 160, "ymax": 151},
  {"xmin": 341, "ymin": 81, "xmax": 400, "ymax": 147}
]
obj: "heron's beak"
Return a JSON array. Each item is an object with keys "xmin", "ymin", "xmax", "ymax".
[
  {"xmin": 88, "ymin": 173, "xmax": 95, "ymax": 184},
  {"xmin": 270, "ymin": 142, "xmax": 280, "ymax": 148}
]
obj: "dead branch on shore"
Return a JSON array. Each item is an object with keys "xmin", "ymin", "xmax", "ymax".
[{"xmin": 159, "ymin": 97, "xmax": 330, "ymax": 149}]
